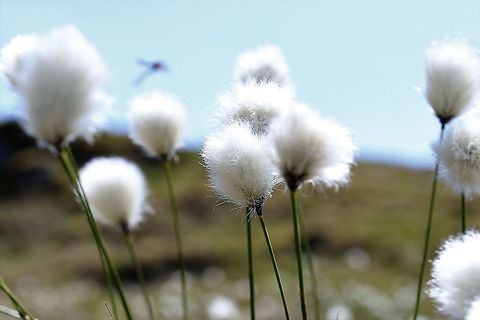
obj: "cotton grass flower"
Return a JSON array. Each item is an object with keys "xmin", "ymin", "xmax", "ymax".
[
  {"xmin": 129, "ymin": 91, "xmax": 187, "ymax": 160},
  {"xmin": 435, "ymin": 112, "xmax": 480, "ymax": 197},
  {"xmin": 425, "ymin": 38, "xmax": 480, "ymax": 124},
  {"xmin": 269, "ymin": 103, "xmax": 356, "ymax": 191},
  {"xmin": 234, "ymin": 45, "xmax": 291, "ymax": 87},
  {"xmin": 3, "ymin": 25, "xmax": 110, "ymax": 148},
  {"xmin": 79, "ymin": 157, "xmax": 150, "ymax": 230},
  {"xmin": 428, "ymin": 231, "xmax": 480, "ymax": 319},
  {"xmin": 216, "ymin": 82, "xmax": 294, "ymax": 135},
  {"xmin": 466, "ymin": 297, "xmax": 480, "ymax": 320}
]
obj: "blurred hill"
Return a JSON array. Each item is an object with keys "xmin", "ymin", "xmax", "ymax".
[{"xmin": 0, "ymin": 120, "xmax": 476, "ymax": 320}]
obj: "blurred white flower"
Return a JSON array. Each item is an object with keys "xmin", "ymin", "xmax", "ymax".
[
  {"xmin": 202, "ymin": 122, "xmax": 277, "ymax": 211},
  {"xmin": 79, "ymin": 157, "xmax": 151, "ymax": 230},
  {"xmin": 428, "ymin": 231, "xmax": 480, "ymax": 319},
  {"xmin": 207, "ymin": 296, "xmax": 240, "ymax": 320},
  {"xmin": 0, "ymin": 34, "xmax": 38, "ymax": 90},
  {"xmin": 129, "ymin": 91, "xmax": 187, "ymax": 159},
  {"xmin": 2, "ymin": 25, "xmax": 110, "ymax": 147},
  {"xmin": 467, "ymin": 297, "xmax": 480, "ymax": 320},
  {"xmin": 425, "ymin": 38, "xmax": 480, "ymax": 124},
  {"xmin": 269, "ymin": 103, "xmax": 356, "ymax": 191},
  {"xmin": 435, "ymin": 112, "xmax": 480, "ymax": 197},
  {"xmin": 215, "ymin": 82, "xmax": 294, "ymax": 135},
  {"xmin": 234, "ymin": 45, "xmax": 291, "ymax": 87}
]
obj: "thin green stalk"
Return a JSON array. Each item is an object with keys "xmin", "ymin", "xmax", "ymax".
[
  {"xmin": 0, "ymin": 276, "xmax": 35, "ymax": 320},
  {"xmin": 162, "ymin": 160, "xmax": 188, "ymax": 320},
  {"xmin": 246, "ymin": 211, "xmax": 255, "ymax": 320},
  {"xmin": 413, "ymin": 125, "xmax": 445, "ymax": 320},
  {"xmin": 461, "ymin": 193, "xmax": 466, "ymax": 234},
  {"xmin": 58, "ymin": 147, "xmax": 133, "ymax": 320},
  {"xmin": 258, "ymin": 215, "xmax": 290, "ymax": 320},
  {"xmin": 122, "ymin": 225, "xmax": 155, "ymax": 320},
  {"xmin": 104, "ymin": 301, "xmax": 116, "ymax": 320},
  {"xmin": 289, "ymin": 189, "xmax": 308, "ymax": 320},
  {"xmin": 298, "ymin": 202, "xmax": 320, "ymax": 320}
]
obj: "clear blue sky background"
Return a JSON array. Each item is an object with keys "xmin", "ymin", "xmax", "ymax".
[{"xmin": 0, "ymin": 0, "xmax": 479, "ymax": 167}]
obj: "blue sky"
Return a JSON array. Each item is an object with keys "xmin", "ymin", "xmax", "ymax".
[{"xmin": 0, "ymin": 0, "xmax": 479, "ymax": 166}]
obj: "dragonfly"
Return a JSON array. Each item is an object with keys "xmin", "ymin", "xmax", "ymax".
[{"xmin": 134, "ymin": 59, "xmax": 168, "ymax": 85}]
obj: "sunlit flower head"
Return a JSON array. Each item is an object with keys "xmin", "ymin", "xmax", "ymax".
[
  {"xmin": 216, "ymin": 82, "xmax": 294, "ymax": 135},
  {"xmin": 425, "ymin": 38, "xmax": 480, "ymax": 124},
  {"xmin": 435, "ymin": 112, "xmax": 480, "ymax": 197},
  {"xmin": 79, "ymin": 157, "xmax": 151, "ymax": 230},
  {"xmin": 269, "ymin": 103, "xmax": 356, "ymax": 191},
  {"xmin": 202, "ymin": 122, "xmax": 277, "ymax": 213},
  {"xmin": 428, "ymin": 231, "xmax": 480, "ymax": 319},
  {"xmin": 0, "ymin": 34, "xmax": 38, "ymax": 90},
  {"xmin": 234, "ymin": 45, "xmax": 291, "ymax": 87},
  {"xmin": 467, "ymin": 298, "xmax": 480, "ymax": 320},
  {"xmin": 3, "ymin": 25, "xmax": 110, "ymax": 148},
  {"xmin": 129, "ymin": 91, "xmax": 187, "ymax": 160}
]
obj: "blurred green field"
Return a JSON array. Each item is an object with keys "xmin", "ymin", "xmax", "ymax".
[{"xmin": 0, "ymin": 121, "xmax": 477, "ymax": 320}]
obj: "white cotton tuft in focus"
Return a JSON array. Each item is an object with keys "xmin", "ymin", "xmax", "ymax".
[
  {"xmin": 425, "ymin": 38, "xmax": 480, "ymax": 123},
  {"xmin": 129, "ymin": 91, "xmax": 187, "ymax": 159},
  {"xmin": 428, "ymin": 231, "xmax": 480, "ymax": 319},
  {"xmin": 202, "ymin": 123, "xmax": 277, "ymax": 209},
  {"xmin": 216, "ymin": 82, "xmax": 294, "ymax": 135},
  {"xmin": 467, "ymin": 298, "xmax": 480, "ymax": 320},
  {"xmin": 435, "ymin": 112, "xmax": 480, "ymax": 197},
  {"xmin": 269, "ymin": 103, "xmax": 356, "ymax": 190},
  {"xmin": 79, "ymin": 157, "xmax": 151, "ymax": 230},
  {"xmin": 233, "ymin": 45, "xmax": 291, "ymax": 87}
]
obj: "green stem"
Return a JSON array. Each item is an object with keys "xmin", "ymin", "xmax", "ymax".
[
  {"xmin": 0, "ymin": 277, "xmax": 35, "ymax": 320},
  {"xmin": 122, "ymin": 224, "xmax": 155, "ymax": 320},
  {"xmin": 413, "ymin": 124, "xmax": 445, "ymax": 320},
  {"xmin": 162, "ymin": 160, "xmax": 188, "ymax": 320},
  {"xmin": 461, "ymin": 193, "xmax": 466, "ymax": 234},
  {"xmin": 289, "ymin": 189, "xmax": 308, "ymax": 320},
  {"xmin": 298, "ymin": 201, "xmax": 320, "ymax": 320},
  {"xmin": 246, "ymin": 211, "xmax": 255, "ymax": 320},
  {"xmin": 258, "ymin": 215, "xmax": 290, "ymax": 320},
  {"xmin": 59, "ymin": 147, "xmax": 133, "ymax": 320}
]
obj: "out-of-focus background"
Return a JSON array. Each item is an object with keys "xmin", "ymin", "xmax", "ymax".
[{"xmin": 0, "ymin": 1, "xmax": 479, "ymax": 319}]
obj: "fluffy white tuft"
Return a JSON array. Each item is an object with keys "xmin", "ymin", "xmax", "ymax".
[
  {"xmin": 269, "ymin": 103, "xmax": 356, "ymax": 190},
  {"xmin": 0, "ymin": 34, "xmax": 38, "ymax": 90},
  {"xmin": 425, "ymin": 38, "xmax": 480, "ymax": 123},
  {"xmin": 467, "ymin": 297, "xmax": 480, "ymax": 320},
  {"xmin": 428, "ymin": 231, "xmax": 480, "ymax": 320},
  {"xmin": 129, "ymin": 91, "xmax": 187, "ymax": 159},
  {"xmin": 79, "ymin": 157, "xmax": 151, "ymax": 230},
  {"xmin": 215, "ymin": 82, "xmax": 294, "ymax": 135},
  {"xmin": 435, "ymin": 112, "xmax": 480, "ymax": 197},
  {"xmin": 202, "ymin": 122, "xmax": 277, "ymax": 210},
  {"xmin": 233, "ymin": 45, "xmax": 291, "ymax": 87},
  {"xmin": 8, "ymin": 25, "xmax": 110, "ymax": 147}
]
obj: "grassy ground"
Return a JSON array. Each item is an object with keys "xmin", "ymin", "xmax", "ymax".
[{"xmin": 0, "ymin": 124, "xmax": 478, "ymax": 320}]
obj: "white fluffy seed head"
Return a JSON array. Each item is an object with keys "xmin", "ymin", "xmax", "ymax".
[
  {"xmin": 79, "ymin": 157, "xmax": 151, "ymax": 230},
  {"xmin": 269, "ymin": 104, "xmax": 356, "ymax": 190},
  {"xmin": 425, "ymin": 38, "xmax": 480, "ymax": 124},
  {"xmin": 435, "ymin": 112, "xmax": 480, "ymax": 197},
  {"xmin": 215, "ymin": 82, "xmax": 294, "ymax": 135},
  {"xmin": 233, "ymin": 45, "xmax": 291, "ymax": 87},
  {"xmin": 129, "ymin": 91, "xmax": 187, "ymax": 159},
  {"xmin": 428, "ymin": 231, "xmax": 480, "ymax": 319},
  {"xmin": 202, "ymin": 122, "xmax": 277, "ymax": 210},
  {"xmin": 466, "ymin": 297, "xmax": 480, "ymax": 320},
  {"xmin": 8, "ymin": 25, "xmax": 110, "ymax": 147},
  {"xmin": 0, "ymin": 34, "xmax": 38, "ymax": 90}
]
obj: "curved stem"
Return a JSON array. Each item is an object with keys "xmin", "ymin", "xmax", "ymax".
[
  {"xmin": 461, "ymin": 193, "xmax": 466, "ymax": 234},
  {"xmin": 246, "ymin": 211, "xmax": 255, "ymax": 320},
  {"xmin": 258, "ymin": 215, "xmax": 290, "ymax": 319},
  {"xmin": 413, "ymin": 124, "xmax": 445, "ymax": 320},
  {"xmin": 289, "ymin": 189, "xmax": 308, "ymax": 320},
  {"xmin": 163, "ymin": 160, "xmax": 188, "ymax": 320},
  {"xmin": 0, "ymin": 277, "xmax": 35, "ymax": 320},
  {"xmin": 59, "ymin": 147, "xmax": 133, "ymax": 320},
  {"xmin": 122, "ymin": 226, "xmax": 155, "ymax": 320},
  {"xmin": 298, "ymin": 202, "xmax": 320, "ymax": 320}
]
